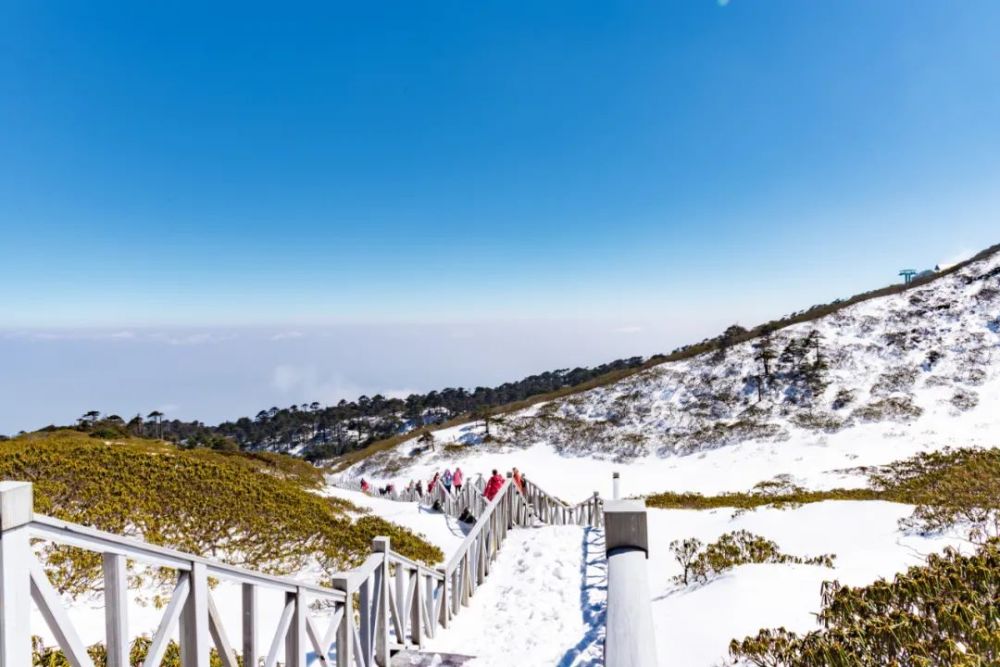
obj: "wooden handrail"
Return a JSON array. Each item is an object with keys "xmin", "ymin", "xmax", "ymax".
[{"xmin": 5, "ymin": 472, "xmax": 607, "ymax": 667}]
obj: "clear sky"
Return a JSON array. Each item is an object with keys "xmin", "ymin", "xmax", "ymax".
[{"xmin": 2, "ymin": 1, "xmax": 999, "ymax": 431}]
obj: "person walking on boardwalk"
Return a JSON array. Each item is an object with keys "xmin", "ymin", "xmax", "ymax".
[
  {"xmin": 360, "ymin": 478, "xmax": 370, "ymax": 494},
  {"xmin": 512, "ymin": 467, "xmax": 525, "ymax": 495},
  {"xmin": 483, "ymin": 469, "xmax": 505, "ymax": 501},
  {"xmin": 452, "ymin": 467, "xmax": 464, "ymax": 493},
  {"xmin": 442, "ymin": 468, "xmax": 453, "ymax": 493},
  {"xmin": 428, "ymin": 471, "xmax": 440, "ymax": 493}
]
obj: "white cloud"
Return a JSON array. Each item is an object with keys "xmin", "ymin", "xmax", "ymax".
[
  {"xmin": 271, "ymin": 364, "xmax": 415, "ymax": 405},
  {"xmin": 150, "ymin": 331, "xmax": 236, "ymax": 346},
  {"xmin": 271, "ymin": 331, "xmax": 304, "ymax": 340}
]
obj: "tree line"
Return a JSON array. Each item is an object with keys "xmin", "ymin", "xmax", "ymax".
[{"xmin": 62, "ymin": 357, "xmax": 646, "ymax": 459}]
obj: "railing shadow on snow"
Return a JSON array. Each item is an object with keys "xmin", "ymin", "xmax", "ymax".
[{"xmin": 556, "ymin": 526, "xmax": 608, "ymax": 667}]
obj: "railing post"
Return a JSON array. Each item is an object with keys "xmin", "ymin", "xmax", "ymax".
[
  {"xmin": 612, "ymin": 471, "xmax": 621, "ymax": 500},
  {"xmin": 103, "ymin": 552, "xmax": 129, "ymax": 667},
  {"xmin": 371, "ymin": 537, "xmax": 391, "ymax": 666},
  {"xmin": 332, "ymin": 575, "xmax": 353, "ymax": 667},
  {"xmin": 285, "ymin": 587, "xmax": 306, "ymax": 667},
  {"xmin": 603, "ymin": 499, "xmax": 657, "ymax": 667},
  {"xmin": 0, "ymin": 481, "xmax": 32, "ymax": 667},
  {"xmin": 242, "ymin": 583, "xmax": 257, "ymax": 667},
  {"xmin": 439, "ymin": 569, "xmax": 449, "ymax": 629},
  {"xmin": 180, "ymin": 561, "xmax": 210, "ymax": 667}
]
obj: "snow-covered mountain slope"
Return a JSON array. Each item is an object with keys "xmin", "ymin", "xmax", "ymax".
[{"xmin": 344, "ymin": 248, "xmax": 1000, "ymax": 497}]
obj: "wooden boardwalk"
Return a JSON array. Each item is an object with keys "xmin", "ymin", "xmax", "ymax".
[{"xmin": 1, "ymin": 473, "xmax": 605, "ymax": 667}]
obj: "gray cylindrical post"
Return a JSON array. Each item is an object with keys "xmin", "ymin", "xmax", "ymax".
[
  {"xmin": 612, "ymin": 471, "xmax": 621, "ymax": 500},
  {"xmin": 603, "ymin": 499, "xmax": 657, "ymax": 667}
]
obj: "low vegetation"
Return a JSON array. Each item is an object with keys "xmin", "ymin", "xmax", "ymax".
[
  {"xmin": 724, "ymin": 447, "xmax": 1000, "ymax": 665},
  {"xmin": 2, "ymin": 430, "xmax": 441, "ymax": 597},
  {"xmin": 32, "ymin": 636, "xmax": 232, "ymax": 667},
  {"xmin": 729, "ymin": 540, "xmax": 1000, "ymax": 666},
  {"xmin": 650, "ymin": 447, "xmax": 1000, "ymax": 544},
  {"xmin": 646, "ymin": 486, "xmax": 885, "ymax": 512},
  {"xmin": 670, "ymin": 530, "xmax": 835, "ymax": 586}
]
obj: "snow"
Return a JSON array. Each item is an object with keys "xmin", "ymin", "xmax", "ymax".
[
  {"xmin": 644, "ymin": 501, "xmax": 968, "ymax": 666},
  {"xmin": 28, "ymin": 251, "xmax": 1000, "ymax": 664},
  {"xmin": 423, "ymin": 524, "xmax": 606, "ymax": 667},
  {"xmin": 388, "ymin": 499, "xmax": 967, "ymax": 667},
  {"xmin": 325, "ymin": 485, "xmax": 468, "ymax": 560},
  {"xmin": 344, "ymin": 250, "xmax": 1000, "ymax": 502}
]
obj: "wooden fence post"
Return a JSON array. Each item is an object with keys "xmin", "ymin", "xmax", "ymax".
[
  {"xmin": 180, "ymin": 562, "xmax": 210, "ymax": 667},
  {"xmin": 242, "ymin": 583, "xmax": 257, "ymax": 667},
  {"xmin": 0, "ymin": 481, "xmax": 33, "ymax": 667},
  {"xmin": 103, "ymin": 552, "xmax": 129, "ymax": 667},
  {"xmin": 371, "ymin": 538, "xmax": 390, "ymax": 666},
  {"xmin": 331, "ymin": 575, "xmax": 353, "ymax": 667}
]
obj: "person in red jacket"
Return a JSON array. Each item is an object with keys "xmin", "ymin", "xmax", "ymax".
[
  {"xmin": 452, "ymin": 467, "xmax": 464, "ymax": 492},
  {"xmin": 483, "ymin": 469, "xmax": 505, "ymax": 501},
  {"xmin": 512, "ymin": 467, "xmax": 527, "ymax": 495}
]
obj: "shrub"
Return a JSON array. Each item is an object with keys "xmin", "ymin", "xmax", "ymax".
[
  {"xmin": 670, "ymin": 530, "xmax": 834, "ymax": 586},
  {"xmin": 729, "ymin": 540, "xmax": 1000, "ymax": 666},
  {"xmin": 870, "ymin": 447, "xmax": 1000, "ymax": 544},
  {"xmin": 1, "ymin": 430, "xmax": 441, "ymax": 596},
  {"xmin": 852, "ymin": 397, "xmax": 923, "ymax": 423},
  {"xmin": 32, "ymin": 634, "xmax": 237, "ymax": 666}
]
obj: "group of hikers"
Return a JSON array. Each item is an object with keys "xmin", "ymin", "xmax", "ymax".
[{"xmin": 358, "ymin": 466, "xmax": 527, "ymax": 503}]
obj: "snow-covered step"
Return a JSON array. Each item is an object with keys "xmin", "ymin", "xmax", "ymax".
[
  {"xmin": 423, "ymin": 524, "xmax": 607, "ymax": 667},
  {"xmin": 390, "ymin": 650, "xmax": 476, "ymax": 666}
]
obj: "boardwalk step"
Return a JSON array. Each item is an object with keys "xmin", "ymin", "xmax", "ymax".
[{"xmin": 390, "ymin": 650, "xmax": 476, "ymax": 666}]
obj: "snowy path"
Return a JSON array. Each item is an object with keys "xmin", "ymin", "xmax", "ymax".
[{"xmin": 424, "ymin": 525, "xmax": 607, "ymax": 667}]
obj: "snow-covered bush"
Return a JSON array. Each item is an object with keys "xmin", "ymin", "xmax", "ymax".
[
  {"xmin": 670, "ymin": 530, "xmax": 835, "ymax": 586},
  {"xmin": 729, "ymin": 541, "xmax": 1000, "ymax": 666}
]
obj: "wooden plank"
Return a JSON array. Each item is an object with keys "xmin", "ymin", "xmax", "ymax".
[
  {"xmin": 410, "ymin": 570, "xmax": 422, "ymax": 646},
  {"xmin": 142, "ymin": 575, "xmax": 190, "ymax": 667},
  {"xmin": 305, "ymin": 615, "xmax": 331, "ymax": 666},
  {"xmin": 359, "ymin": 575, "xmax": 373, "ymax": 665},
  {"xmin": 372, "ymin": 543, "xmax": 390, "ymax": 667},
  {"xmin": 0, "ymin": 524, "xmax": 31, "ymax": 667},
  {"xmin": 263, "ymin": 597, "xmax": 295, "ymax": 667},
  {"xmin": 285, "ymin": 588, "xmax": 305, "ymax": 667},
  {"xmin": 102, "ymin": 553, "xmax": 129, "ymax": 667},
  {"xmin": 332, "ymin": 576, "xmax": 353, "ymax": 667},
  {"xmin": 207, "ymin": 591, "xmax": 240, "ymax": 667},
  {"xmin": 180, "ymin": 561, "xmax": 210, "ymax": 667},
  {"xmin": 242, "ymin": 583, "xmax": 257, "ymax": 667},
  {"xmin": 29, "ymin": 559, "xmax": 95, "ymax": 667}
]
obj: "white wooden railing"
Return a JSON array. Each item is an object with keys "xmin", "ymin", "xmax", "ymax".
[
  {"xmin": 2, "ymin": 471, "xmax": 608, "ymax": 666},
  {"xmin": 336, "ymin": 474, "xmax": 602, "ymax": 529},
  {"xmin": 0, "ymin": 480, "xmax": 398, "ymax": 667},
  {"xmin": 0, "ymin": 474, "xmax": 549, "ymax": 666},
  {"xmin": 521, "ymin": 479, "xmax": 604, "ymax": 528}
]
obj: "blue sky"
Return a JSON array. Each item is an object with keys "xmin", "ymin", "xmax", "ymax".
[{"xmin": 2, "ymin": 1, "xmax": 999, "ymax": 431}]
